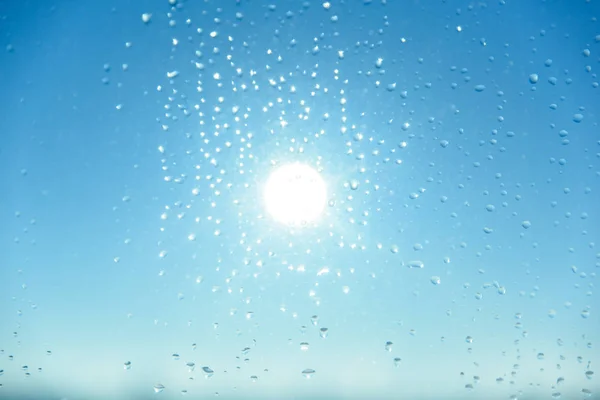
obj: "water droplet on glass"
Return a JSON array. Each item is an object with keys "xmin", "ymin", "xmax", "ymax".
[
  {"xmin": 319, "ymin": 327, "xmax": 329, "ymax": 338},
  {"xmin": 186, "ymin": 362, "xmax": 196, "ymax": 372},
  {"xmin": 124, "ymin": 361, "xmax": 131, "ymax": 370},
  {"xmin": 529, "ymin": 74, "xmax": 539, "ymax": 84},
  {"xmin": 300, "ymin": 342, "xmax": 309, "ymax": 351},
  {"xmin": 385, "ymin": 341, "xmax": 393, "ymax": 352},
  {"xmin": 393, "ymin": 357, "xmax": 401, "ymax": 367},
  {"xmin": 430, "ymin": 276, "xmax": 441, "ymax": 285},
  {"xmin": 250, "ymin": 375, "xmax": 258, "ymax": 382},
  {"xmin": 522, "ymin": 220, "xmax": 532, "ymax": 229},
  {"xmin": 466, "ymin": 336, "xmax": 473, "ymax": 343},
  {"xmin": 573, "ymin": 113, "xmax": 584, "ymax": 123},
  {"xmin": 202, "ymin": 366, "xmax": 214, "ymax": 378},
  {"xmin": 153, "ymin": 384, "xmax": 165, "ymax": 393},
  {"xmin": 302, "ymin": 368, "xmax": 316, "ymax": 379},
  {"xmin": 310, "ymin": 315, "xmax": 319, "ymax": 326},
  {"xmin": 585, "ymin": 370, "xmax": 594, "ymax": 379},
  {"xmin": 407, "ymin": 260, "xmax": 424, "ymax": 269}
]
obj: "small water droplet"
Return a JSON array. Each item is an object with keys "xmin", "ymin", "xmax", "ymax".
[
  {"xmin": 202, "ymin": 366, "xmax": 214, "ymax": 378},
  {"xmin": 407, "ymin": 260, "xmax": 424, "ymax": 269},
  {"xmin": 124, "ymin": 361, "xmax": 131, "ymax": 370},
  {"xmin": 529, "ymin": 74, "xmax": 539, "ymax": 84},
  {"xmin": 430, "ymin": 276, "xmax": 441, "ymax": 285},
  {"xmin": 300, "ymin": 342, "xmax": 309, "ymax": 351},
  {"xmin": 384, "ymin": 341, "xmax": 393, "ymax": 352},
  {"xmin": 153, "ymin": 383, "xmax": 165, "ymax": 393},
  {"xmin": 319, "ymin": 327, "xmax": 329, "ymax": 338},
  {"xmin": 302, "ymin": 368, "xmax": 316, "ymax": 378}
]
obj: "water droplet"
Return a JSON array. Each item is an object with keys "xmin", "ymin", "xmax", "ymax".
[
  {"xmin": 302, "ymin": 368, "xmax": 316, "ymax": 379},
  {"xmin": 430, "ymin": 276, "xmax": 441, "ymax": 285},
  {"xmin": 551, "ymin": 392, "xmax": 561, "ymax": 399},
  {"xmin": 407, "ymin": 260, "xmax": 424, "ymax": 269},
  {"xmin": 250, "ymin": 375, "xmax": 258, "ymax": 382},
  {"xmin": 349, "ymin": 179, "xmax": 359, "ymax": 190},
  {"xmin": 186, "ymin": 362, "xmax": 196, "ymax": 372},
  {"xmin": 581, "ymin": 309, "xmax": 591, "ymax": 319},
  {"xmin": 573, "ymin": 113, "xmax": 584, "ymax": 123},
  {"xmin": 319, "ymin": 327, "xmax": 329, "ymax": 338},
  {"xmin": 142, "ymin": 13, "xmax": 152, "ymax": 23},
  {"xmin": 310, "ymin": 315, "xmax": 319, "ymax": 326},
  {"xmin": 537, "ymin": 353, "xmax": 545, "ymax": 360},
  {"xmin": 585, "ymin": 370, "xmax": 594, "ymax": 379},
  {"xmin": 300, "ymin": 342, "xmax": 309, "ymax": 351},
  {"xmin": 486, "ymin": 204, "xmax": 495, "ymax": 212},
  {"xmin": 529, "ymin": 74, "xmax": 539, "ymax": 84},
  {"xmin": 466, "ymin": 336, "xmax": 473, "ymax": 343},
  {"xmin": 202, "ymin": 366, "xmax": 214, "ymax": 378},
  {"xmin": 548, "ymin": 309, "xmax": 557, "ymax": 318},
  {"xmin": 522, "ymin": 220, "xmax": 532, "ymax": 229},
  {"xmin": 474, "ymin": 84, "xmax": 486, "ymax": 92},
  {"xmin": 172, "ymin": 353, "xmax": 180, "ymax": 360},
  {"xmin": 124, "ymin": 361, "xmax": 131, "ymax": 370},
  {"xmin": 385, "ymin": 341, "xmax": 393, "ymax": 352},
  {"xmin": 393, "ymin": 357, "xmax": 401, "ymax": 367},
  {"xmin": 153, "ymin": 384, "xmax": 165, "ymax": 393}
]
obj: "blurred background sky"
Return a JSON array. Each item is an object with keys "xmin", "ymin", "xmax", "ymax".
[{"xmin": 1, "ymin": 0, "xmax": 599, "ymax": 399}]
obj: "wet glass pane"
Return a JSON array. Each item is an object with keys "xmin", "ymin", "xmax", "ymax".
[{"xmin": 1, "ymin": 1, "xmax": 598, "ymax": 399}]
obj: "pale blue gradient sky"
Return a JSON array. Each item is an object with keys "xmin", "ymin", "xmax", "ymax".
[{"xmin": 1, "ymin": 1, "xmax": 599, "ymax": 399}]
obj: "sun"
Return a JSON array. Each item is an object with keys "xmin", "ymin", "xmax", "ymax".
[{"xmin": 263, "ymin": 163, "xmax": 327, "ymax": 227}]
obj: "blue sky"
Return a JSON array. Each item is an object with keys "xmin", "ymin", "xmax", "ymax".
[{"xmin": 1, "ymin": 1, "xmax": 599, "ymax": 399}]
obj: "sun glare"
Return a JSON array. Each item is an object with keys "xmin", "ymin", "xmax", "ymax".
[{"xmin": 263, "ymin": 163, "xmax": 327, "ymax": 227}]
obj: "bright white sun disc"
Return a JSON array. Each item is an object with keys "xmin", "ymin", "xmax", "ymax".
[{"xmin": 264, "ymin": 163, "xmax": 327, "ymax": 226}]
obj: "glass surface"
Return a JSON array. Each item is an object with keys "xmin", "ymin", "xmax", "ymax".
[{"xmin": 1, "ymin": 1, "xmax": 599, "ymax": 399}]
